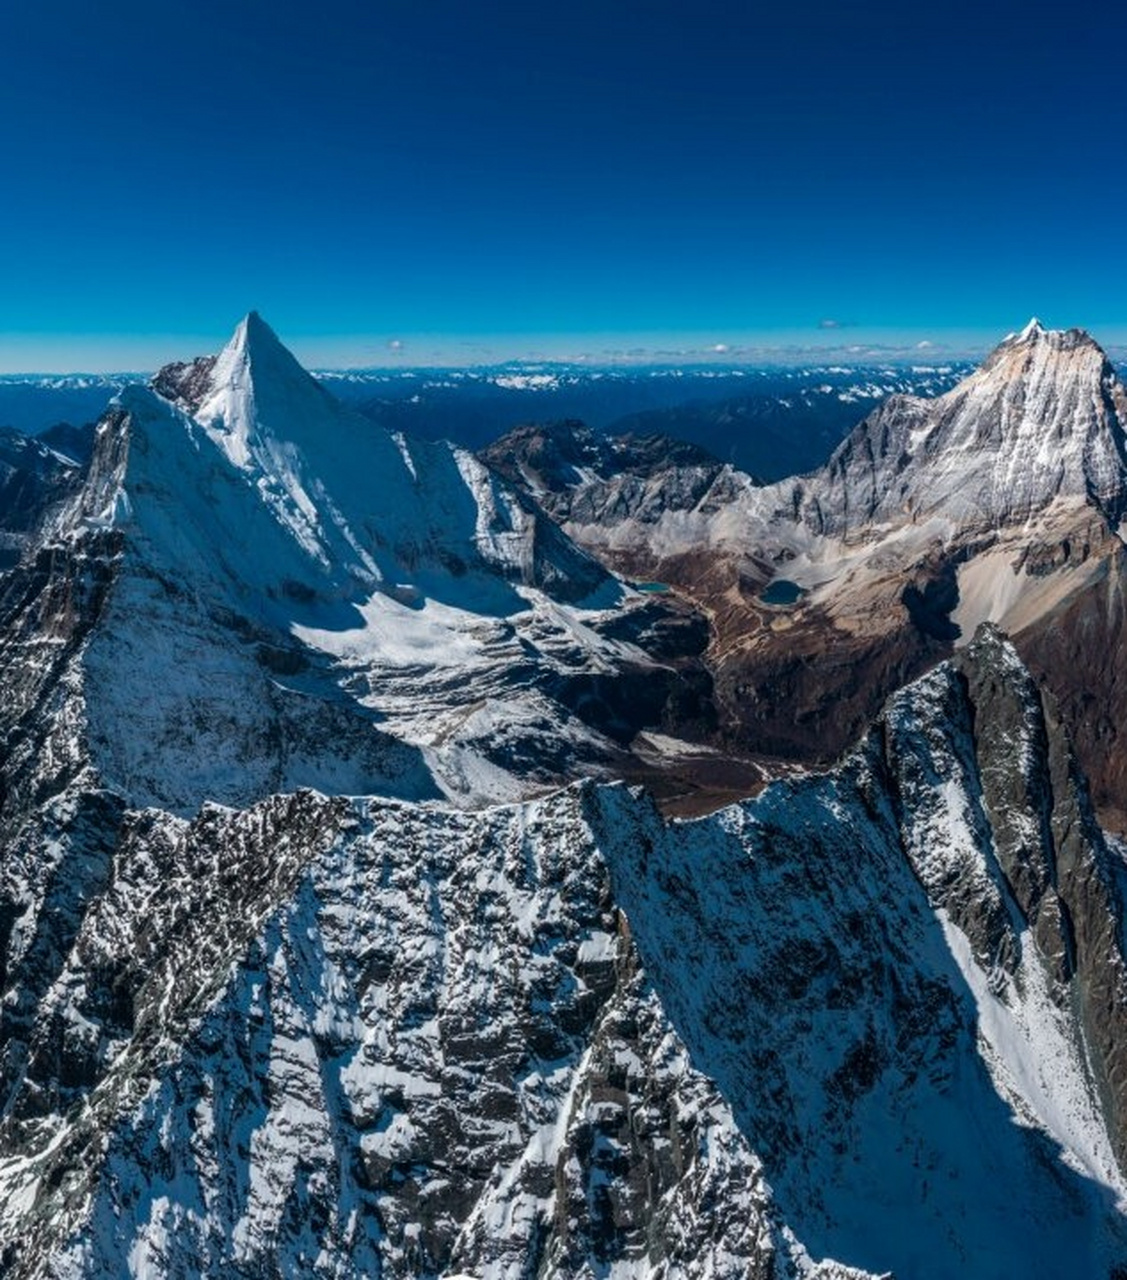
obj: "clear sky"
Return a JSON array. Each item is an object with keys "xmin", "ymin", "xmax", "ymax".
[{"xmin": 2, "ymin": 0, "xmax": 1126, "ymax": 370}]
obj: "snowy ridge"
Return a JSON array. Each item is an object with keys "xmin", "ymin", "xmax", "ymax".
[
  {"xmin": 0, "ymin": 631, "xmax": 1126, "ymax": 1275},
  {"xmin": 191, "ymin": 313, "xmax": 609, "ymax": 598},
  {"xmin": 0, "ymin": 790, "xmax": 797, "ymax": 1279},
  {"xmin": 541, "ymin": 320, "xmax": 1127, "ymax": 576}
]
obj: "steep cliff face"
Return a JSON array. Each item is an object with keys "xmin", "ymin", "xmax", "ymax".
[
  {"xmin": 801, "ymin": 320, "xmax": 1127, "ymax": 540},
  {"xmin": 0, "ymin": 624, "xmax": 1125, "ymax": 1278},
  {"xmin": 593, "ymin": 629, "xmax": 1127, "ymax": 1279},
  {"xmin": 0, "ymin": 430, "xmax": 83, "ymax": 570},
  {"xmin": 0, "ymin": 790, "xmax": 786, "ymax": 1280}
]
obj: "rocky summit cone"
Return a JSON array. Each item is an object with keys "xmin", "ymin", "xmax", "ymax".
[{"xmin": 807, "ymin": 319, "xmax": 1127, "ymax": 538}]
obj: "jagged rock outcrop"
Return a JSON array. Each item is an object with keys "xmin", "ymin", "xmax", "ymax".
[
  {"xmin": 799, "ymin": 320, "xmax": 1127, "ymax": 539},
  {"xmin": 481, "ymin": 418, "xmax": 759, "ymax": 592},
  {"xmin": 0, "ymin": 429, "xmax": 83, "ymax": 570},
  {"xmin": 149, "ymin": 354, "xmax": 217, "ymax": 414},
  {"xmin": 0, "ymin": 610, "xmax": 1125, "ymax": 1277},
  {"xmin": 479, "ymin": 419, "xmax": 730, "ymax": 526},
  {"xmin": 0, "ymin": 790, "xmax": 787, "ymax": 1279}
]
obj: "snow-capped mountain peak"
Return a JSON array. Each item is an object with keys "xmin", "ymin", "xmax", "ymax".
[
  {"xmin": 987, "ymin": 315, "xmax": 1106, "ymax": 368},
  {"xmin": 5, "ymin": 310, "xmax": 1127, "ymax": 1276},
  {"xmin": 0, "ymin": 316, "xmax": 699, "ymax": 813},
  {"xmin": 178, "ymin": 314, "xmax": 612, "ymax": 600},
  {"xmin": 1014, "ymin": 315, "xmax": 1046, "ymax": 342},
  {"xmin": 194, "ymin": 310, "xmax": 344, "ymax": 472},
  {"xmin": 803, "ymin": 319, "xmax": 1127, "ymax": 538}
]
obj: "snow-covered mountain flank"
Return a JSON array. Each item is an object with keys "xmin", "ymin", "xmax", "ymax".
[
  {"xmin": 3, "ymin": 314, "xmax": 1127, "ymax": 1277},
  {"xmin": 1, "ymin": 313, "xmax": 721, "ymax": 815},
  {"xmin": 1, "ymin": 611, "xmax": 1127, "ymax": 1277}
]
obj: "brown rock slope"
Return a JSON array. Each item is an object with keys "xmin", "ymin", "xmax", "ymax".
[{"xmin": 483, "ymin": 321, "xmax": 1127, "ymax": 826}]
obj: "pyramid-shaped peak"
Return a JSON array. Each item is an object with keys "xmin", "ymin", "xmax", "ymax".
[
  {"xmin": 151, "ymin": 313, "xmax": 309, "ymax": 417},
  {"xmin": 1019, "ymin": 316, "xmax": 1045, "ymax": 340},
  {"xmin": 204, "ymin": 312, "xmax": 334, "ymax": 413},
  {"xmin": 234, "ymin": 309, "xmax": 279, "ymax": 347},
  {"xmin": 812, "ymin": 316, "xmax": 1127, "ymax": 540},
  {"xmin": 222, "ymin": 310, "xmax": 307, "ymax": 374},
  {"xmin": 193, "ymin": 314, "xmax": 340, "ymax": 469}
]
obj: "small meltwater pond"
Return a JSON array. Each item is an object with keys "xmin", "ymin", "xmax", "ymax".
[
  {"xmin": 758, "ymin": 578, "xmax": 805, "ymax": 607},
  {"xmin": 633, "ymin": 581, "xmax": 671, "ymax": 594}
]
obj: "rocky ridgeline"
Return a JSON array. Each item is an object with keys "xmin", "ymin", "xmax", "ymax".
[
  {"xmin": 795, "ymin": 320, "xmax": 1127, "ymax": 539},
  {"xmin": 487, "ymin": 323, "xmax": 1127, "ymax": 825},
  {"xmin": 0, "ymin": 607, "xmax": 1125, "ymax": 1276}
]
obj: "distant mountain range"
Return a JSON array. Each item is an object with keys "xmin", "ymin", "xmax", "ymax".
[{"xmin": 1, "ymin": 361, "xmax": 981, "ymax": 480}]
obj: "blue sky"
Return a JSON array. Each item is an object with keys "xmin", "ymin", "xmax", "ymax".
[{"xmin": 2, "ymin": 1, "xmax": 1126, "ymax": 369}]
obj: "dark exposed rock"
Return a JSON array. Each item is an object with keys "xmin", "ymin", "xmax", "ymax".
[
  {"xmin": 902, "ymin": 558, "xmax": 961, "ymax": 643},
  {"xmin": 0, "ymin": 427, "xmax": 85, "ymax": 570},
  {"xmin": 1013, "ymin": 540, "xmax": 1127, "ymax": 830},
  {"xmin": 480, "ymin": 419, "xmax": 723, "ymax": 498},
  {"xmin": 37, "ymin": 421, "xmax": 96, "ymax": 464},
  {"xmin": 150, "ymin": 354, "xmax": 217, "ymax": 413}
]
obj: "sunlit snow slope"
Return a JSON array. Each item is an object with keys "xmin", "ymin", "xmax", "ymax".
[{"xmin": 3, "ymin": 314, "xmax": 707, "ymax": 814}]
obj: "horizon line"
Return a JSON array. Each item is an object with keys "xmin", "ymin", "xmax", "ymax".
[{"xmin": 3, "ymin": 320, "xmax": 1127, "ymax": 376}]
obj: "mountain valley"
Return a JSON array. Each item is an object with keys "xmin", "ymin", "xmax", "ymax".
[{"xmin": 494, "ymin": 321, "xmax": 1127, "ymax": 829}]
